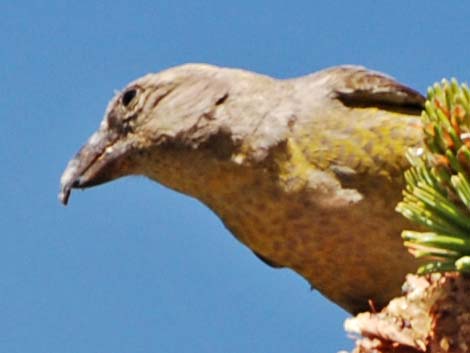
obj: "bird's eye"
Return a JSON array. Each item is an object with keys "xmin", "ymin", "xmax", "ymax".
[{"xmin": 122, "ymin": 88, "xmax": 137, "ymax": 107}]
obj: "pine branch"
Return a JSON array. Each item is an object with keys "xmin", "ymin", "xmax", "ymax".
[{"xmin": 396, "ymin": 79, "xmax": 470, "ymax": 274}]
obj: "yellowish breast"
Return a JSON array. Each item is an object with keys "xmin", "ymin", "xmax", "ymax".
[{"xmin": 142, "ymin": 144, "xmax": 420, "ymax": 313}]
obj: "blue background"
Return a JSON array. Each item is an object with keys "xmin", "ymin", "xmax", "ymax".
[{"xmin": 2, "ymin": 2, "xmax": 469, "ymax": 352}]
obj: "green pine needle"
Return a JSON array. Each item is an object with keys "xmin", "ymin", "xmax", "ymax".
[{"xmin": 396, "ymin": 79, "xmax": 470, "ymax": 274}]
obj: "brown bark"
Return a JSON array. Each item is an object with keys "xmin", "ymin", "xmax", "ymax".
[{"xmin": 345, "ymin": 273, "xmax": 470, "ymax": 353}]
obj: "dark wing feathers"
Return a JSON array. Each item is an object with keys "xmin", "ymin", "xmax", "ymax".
[{"xmin": 325, "ymin": 66, "xmax": 425, "ymax": 115}]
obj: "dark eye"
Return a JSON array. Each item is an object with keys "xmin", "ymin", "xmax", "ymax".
[{"xmin": 122, "ymin": 88, "xmax": 137, "ymax": 107}]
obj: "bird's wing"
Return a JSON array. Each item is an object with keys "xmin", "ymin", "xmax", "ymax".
[
  {"xmin": 278, "ymin": 66, "xmax": 425, "ymax": 205},
  {"xmin": 314, "ymin": 65, "xmax": 425, "ymax": 115}
]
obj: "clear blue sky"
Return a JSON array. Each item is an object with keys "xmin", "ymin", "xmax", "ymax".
[{"xmin": 2, "ymin": 2, "xmax": 469, "ymax": 352}]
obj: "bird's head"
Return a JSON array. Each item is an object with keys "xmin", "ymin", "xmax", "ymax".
[{"xmin": 59, "ymin": 64, "xmax": 231, "ymax": 205}]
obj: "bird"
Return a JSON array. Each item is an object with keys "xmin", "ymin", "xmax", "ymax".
[{"xmin": 59, "ymin": 63, "xmax": 425, "ymax": 314}]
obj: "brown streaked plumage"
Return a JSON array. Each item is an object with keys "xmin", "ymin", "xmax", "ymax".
[{"xmin": 60, "ymin": 64, "xmax": 425, "ymax": 313}]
